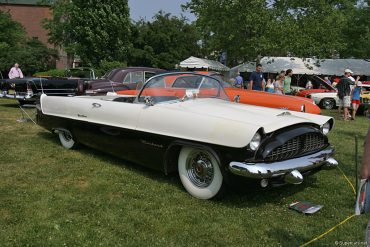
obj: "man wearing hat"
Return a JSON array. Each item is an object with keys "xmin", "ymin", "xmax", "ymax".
[{"xmin": 337, "ymin": 69, "xmax": 353, "ymax": 120}]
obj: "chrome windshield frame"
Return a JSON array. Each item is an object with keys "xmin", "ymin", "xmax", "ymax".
[{"xmin": 134, "ymin": 72, "xmax": 229, "ymax": 104}]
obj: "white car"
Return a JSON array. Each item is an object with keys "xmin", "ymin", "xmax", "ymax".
[
  {"xmin": 308, "ymin": 84, "xmax": 370, "ymax": 109},
  {"xmin": 307, "ymin": 92, "xmax": 339, "ymax": 109},
  {"xmin": 36, "ymin": 72, "xmax": 338, "ymax": 199}
]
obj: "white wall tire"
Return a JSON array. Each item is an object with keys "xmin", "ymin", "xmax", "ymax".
[
  {"xmin": 178, "ymin": 146, "xmax": 223, "ymax": 199},
  {"xmin": 58, "ymin": 130, "xmax": 76, "ymax": 149}
]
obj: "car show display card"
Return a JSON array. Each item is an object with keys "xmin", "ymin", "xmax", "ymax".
[{"xmin": 289, "ymin": 201, "xmax": 323, "ymax": 214}]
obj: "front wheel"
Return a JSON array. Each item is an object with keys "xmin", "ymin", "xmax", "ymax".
[
  {"xmin": 320, "ymin": 98, "xmax": 336, "ymax": 110},
  {"xmin": 58, "ymin": 130, "xmax": 77, "ymax": 149},
  {"xmin": 178, "ymin": 147, "xmax": 224, "ymax": 199}
]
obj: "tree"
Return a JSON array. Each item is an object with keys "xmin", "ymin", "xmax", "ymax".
[
  {"xmin": 185, "ymin": 0, "xmax": 359, "ymax": 65},
  {"xmin": 128, "ymin": 12, "xmax": 202, "ymax": 69},
  {"xmin": 342, "ymin": 2, "xmax": 370, "ymax": 58},
  {"xmin": 0, "ymin": 10, "xmax": 57, "ymax": 76},
  {"xmin": 44, "ymin": 0, "xmax": 131, "ymax": 67}
]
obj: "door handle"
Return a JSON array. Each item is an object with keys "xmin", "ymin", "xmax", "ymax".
[{"xmin": 92, "ymin": 103, "xmax": 101, "ymax": 108}]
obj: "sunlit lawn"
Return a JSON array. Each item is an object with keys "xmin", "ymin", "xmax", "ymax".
[{"xmin": 0, "ymin": 98, "xmax": 369, "ymax": 246}]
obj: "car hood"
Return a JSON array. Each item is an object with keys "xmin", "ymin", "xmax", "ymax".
[
  {"xmin": 137, "ymin": 98, "xmax": 332, "ymax": 148},
  {"xmin": 172, "ymin": 99, "xmax": 330, "ymax": 132}
]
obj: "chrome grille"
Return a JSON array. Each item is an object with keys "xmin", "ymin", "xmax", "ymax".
[{"xmin": 265, "ymin": 133, "xmax": 326, "ymax": 162}]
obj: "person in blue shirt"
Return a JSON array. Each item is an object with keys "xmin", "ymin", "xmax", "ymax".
[
  {"xmin": 234, "ymin": 72, "xmax": 243, "ymax": 88},
  {"xmin": 249, "ymin": 64, "xmax": 265, "ymax": 91},
  {"xmin": 351, "ymin": 78, "xmax": 362, "ymax": 120}
]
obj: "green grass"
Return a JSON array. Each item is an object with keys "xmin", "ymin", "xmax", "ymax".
[{"xmin": 0, "ymin": 98, "xmax": 369, "ymax": 246}]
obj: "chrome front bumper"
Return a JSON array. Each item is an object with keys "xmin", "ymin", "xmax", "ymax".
[
  {"xmin": 0, "ymin": 92, "xmax": 33, "ymax": 100},
  {"xmin": 229, "ymin": 146, "xmax": 337, "ymax": 184}
]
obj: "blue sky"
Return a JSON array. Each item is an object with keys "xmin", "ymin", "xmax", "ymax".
[{"xmin": 128, "ymin": 0, "xmax": 196, "ymax": 22}]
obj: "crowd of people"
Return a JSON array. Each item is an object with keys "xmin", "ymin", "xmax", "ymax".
[
  {"xmin": 234, "ymin": 64, "xmax": 365, "ymax": 121},
  {"xmin": 234, "ymin": 64, "xmax": 295, "ymax": 95}
]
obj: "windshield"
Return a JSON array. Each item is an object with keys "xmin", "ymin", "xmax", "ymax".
[
  {"xmin": 138, "ymin": 73, "xmax": 229, "ymax": 104},
  {"xmin": 66, "ymin": 69, "xmax": 93, "ymax": 79}
]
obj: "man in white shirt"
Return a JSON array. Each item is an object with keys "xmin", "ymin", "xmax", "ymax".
[{"xmin": 8, "ymin": 63, "xmax": 24, "ymax": 79}]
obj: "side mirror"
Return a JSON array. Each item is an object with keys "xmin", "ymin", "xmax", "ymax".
[
  {"xmin": 234, "ymin": 95, "xmax": 240, "ymax": 103},
  {"xmin": 144, "ymin": 96, "xmax": 154, "ymax": 106}
]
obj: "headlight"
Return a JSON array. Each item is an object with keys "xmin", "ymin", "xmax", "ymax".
[
  {"xmin": 321, "ymin": 122, "xmax": 330, "ymax": 135},
  {"xmin": 249, "ymin": 132, "xmax": 261, "ymax": 151}
]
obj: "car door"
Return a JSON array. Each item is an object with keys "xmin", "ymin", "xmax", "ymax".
[{"xmin": 72, "ymin": 96, "xmax": 146, "ymax": 163}]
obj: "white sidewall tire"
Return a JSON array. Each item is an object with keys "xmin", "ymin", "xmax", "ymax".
[
  {"xmin": 178, "ymin": 147, "xmax": 223, "ymax": 199},
  {"xmin": 58, "ymin": 131, "xmax": 75, "ymax": 149}
]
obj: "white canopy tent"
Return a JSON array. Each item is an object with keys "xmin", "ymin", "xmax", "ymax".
[
  {"xmin": 230, "ymin": 57, "xmax": 370, "ymax": 77},
  {"xmin": 179, "ymin": 56, "xmax": 230, "ymax": 72}
]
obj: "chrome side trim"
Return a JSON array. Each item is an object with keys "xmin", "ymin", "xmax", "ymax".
[{"xmin": 229, "ymin": 146, "xmax": 336, "ymax": 180}]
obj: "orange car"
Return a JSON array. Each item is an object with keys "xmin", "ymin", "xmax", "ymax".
[{"xmin": 116, "ymin": 73, "xmax": 321, "ymax": 114}]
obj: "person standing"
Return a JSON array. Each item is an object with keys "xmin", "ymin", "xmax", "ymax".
[
  {"xmin": 249, "ymin": 64, "xmax": 265, "ymax": 91},
  {"xmin": 283, "ymin": 69, "xmax": 293, "ymax": 95},
  {"xmin": 337, "ymin": 69, "xmax": 353, "ymax": 121},
  {"xmin": 351, "ymin": 78, "xmax": 362, "ymax": 120},
  {"xmin": 265, "ymin": 78, "xmax": 274, "ymax": 93},
  {"xmin": 234, "ymin": 72, "xmax": 243, "ymax": 88},
  {"xmin": 8, "ymin": 63, "xmax": 24, "ymax": 79},
  {"xmin": 274, "ymin": 74, "xmax": 285, "ymax": 95}
]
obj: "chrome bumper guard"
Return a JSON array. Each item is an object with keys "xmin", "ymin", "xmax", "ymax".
[{"xmin": 229, "ymin": 146, "xmax": 337, "ymax": 185}]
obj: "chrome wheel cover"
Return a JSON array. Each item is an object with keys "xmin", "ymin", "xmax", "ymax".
[
  {"xmin": 63, "ymin": 132, "xmax": 72, "ymax": 141},
  {"xmin": 186, "ymin": 151, "xmax": 214, "ymax": 188},
  {"xmin": 323, "ymin": 99, "xmax": 334, "ymax": 109}
]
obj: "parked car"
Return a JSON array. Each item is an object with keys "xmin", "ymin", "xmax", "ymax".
[
  {"xmin": 0, "ymin": 77, "xmax": 85, "ymax": 105},
  {"xmin": 0, "ymin": 67, "xmax": 96, "ymax": 105},
  {"xmin": 308, "ymin": 84, "xmax": 370, "ymax": 110},
  {"xmin": 83, "ymin": 67, "xmax": 166, "ymax": 95},
  {"xmin": 296, "ymin": 75, "xmax": 337, "ymax": 98},
  {"xmin": 0, "ymin": 67, "xmax": 165, "ymax": 105},
  {"xmin": 116, "ymin": 72, "xmax": 321, "ymax": 114},
  {"xmin": 37, "ymin": 72, "xmax": 337, "ymax": 199}
]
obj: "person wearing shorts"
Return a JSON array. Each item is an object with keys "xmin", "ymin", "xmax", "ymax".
[
  {"xmin": 337, "ymin": 69, "xmax": 353, "ymax": 121},
  {"xmin": 351, "ymin": 79, "xmax": 362, "ymax": 120}
]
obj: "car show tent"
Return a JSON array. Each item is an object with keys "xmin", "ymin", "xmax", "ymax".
[
  {"xmin": 230, "ymin": 57, "xmax": 370, "ymax": 77},
  {"xmin": 179, "ymin": 56, "xmax": 230, "ymax": 72}
]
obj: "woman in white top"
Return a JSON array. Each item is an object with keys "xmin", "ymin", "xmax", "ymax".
[{"xmin": 274, "ymin": 75, "xmax": 284, "ymax": 95}]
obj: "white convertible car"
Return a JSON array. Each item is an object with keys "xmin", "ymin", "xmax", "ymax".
[{"xmin": 37, "ymin": 72, "xmax": 338, "ymax": 199}]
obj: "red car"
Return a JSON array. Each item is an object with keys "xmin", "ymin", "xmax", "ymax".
[{"xmin": 296, "ymin": 75, "xmax": 336, "ymax": 97}]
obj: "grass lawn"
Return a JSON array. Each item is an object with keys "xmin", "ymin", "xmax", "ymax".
[{"xmin": 0, "ymin": 98, "xmax": 369, "ymax": 246}]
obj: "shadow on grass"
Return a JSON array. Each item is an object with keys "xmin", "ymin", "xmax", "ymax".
[
  {"xmin": 0, "ymin": 102, "xmax": 20, "ymax": 108},
  {"xmin": 37, "ymin": 130, "xmax": 325, "ymax": 208}
]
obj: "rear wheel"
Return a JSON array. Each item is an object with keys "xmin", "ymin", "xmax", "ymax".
[
  {"xmin": 320, "ymin": 98, "xmax": 335, "ymax": 109},
  {"xmin": 58, "ymin": 130, "xmax": 77, "ymax": 149},
  {"xmin": 178, "ymin": 147, "xmax": 224, "ymax": 199}
]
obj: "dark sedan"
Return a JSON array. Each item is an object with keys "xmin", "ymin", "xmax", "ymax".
[{"xmin": 83, "ymin": 67, "xmax": 166, "ymax": 95}]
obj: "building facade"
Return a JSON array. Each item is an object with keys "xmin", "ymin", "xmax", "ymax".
[{"xmin": 0, "ymin": 0, "xmax": 67, "ymax": 68}]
